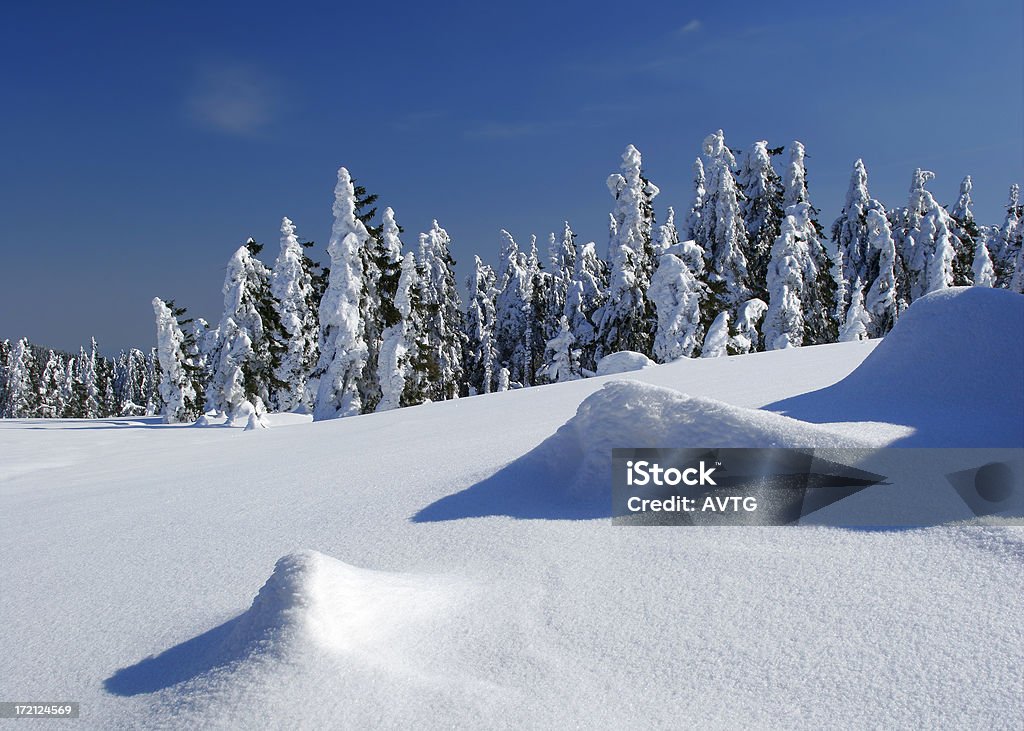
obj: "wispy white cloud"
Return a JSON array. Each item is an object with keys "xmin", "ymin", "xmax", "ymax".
[
  {"xmin": 676, "ymin": 19, "xmax": 702, "ymax": 35},
  {"xmin": 185, "ymin": 63, "xmax": 282, "ymax": 137}
]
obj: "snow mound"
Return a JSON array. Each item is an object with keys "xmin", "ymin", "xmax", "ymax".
[
  {"xmin": 545, "ymin": 381, "xmax": 862, "ymax": 497},
  {"xmin": 416, "ymin": 380, "xmax": 865, "ymax": 521},
  {"xmin": 844, "ymin": 287, "xmax": 1022, "ymax": 404},
  {"xmin": 228, "ymin": 550, "xmax": 457, "ymax": 657},
  {"xmin": 769, "ymin": 287, "xmax": 1024, "ymax": 446},
  {"xmin": 595, "ymin": 350, "xmax": 655, "ymax": 375}
]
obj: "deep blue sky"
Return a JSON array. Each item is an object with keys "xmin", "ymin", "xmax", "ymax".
[{"xmin": 1, "ymin": 0, "xmax": 1021, "ymax": 355}]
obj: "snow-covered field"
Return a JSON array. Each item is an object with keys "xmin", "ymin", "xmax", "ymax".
[{"xmin": 1, "ymin": 288, "xmax": 1022, "ymax": 729}]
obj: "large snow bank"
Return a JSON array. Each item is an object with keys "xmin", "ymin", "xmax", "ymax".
[
  {"xmin": 595, "ymin": 350, "xmax": 655, "ymax": 375},
  {"xmin": 768, "ymin": 287, "xmax": 1024, "ymax": 446},
  {"xmin": 416, "ymin": 380, "xmax": 861, "ymax": 520}
]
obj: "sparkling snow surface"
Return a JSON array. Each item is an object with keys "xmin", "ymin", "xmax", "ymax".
[{"xmin": 1, "ymin": 288, "xmax": 1022, "ymax": 729}]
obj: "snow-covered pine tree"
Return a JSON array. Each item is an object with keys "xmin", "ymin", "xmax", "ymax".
[
  {"xmin": 731, "ymin": 298, "xmax": 768, "ymax": 354},
  {"xmin": 647, "ymin": 238, "xmax": 706, "ymax": 362},
  {"xmin": 782, "ymin": 141, "xmax": 843, "ymax": 332},
  {"xmin": 537, "ymin": 316, "xmax": 582, "ymax": 383},
  {"xmin": 464, "ymin": 255, "xmax": 499, "ymax": 395},
  {"xmin": 700, "ymin": 312, "xmax": 730, "ymax": 358},
  {"xmin": 594, "ymin": 144, "xmax": 660, "ymax": 360},
  {"xmin": 78, "ymin": 340, "xmax": 100, "ymax": 419},
  {"xmin": 563, "ymin": 240, "xmax": 607, "ymax": 372},
  {"xmin": 152, "ymin": 297, "xmax": 201, "ymax": 423},
  {"xmin": 831, "ymin": 160, "xmax": 878, "ymax": 315},
  {"xmin": 653, "ymin": 206, "xmax": 679, "ymax": 255},
  {"xmin": 681, "ymin": 157, "xmax": 705, "ymax": 243},
  {"xmin": 206, "ymin": 241, "xmax": 285, "ymax": 419},
  {"xmin": 417, "ymin": 220, "xmax": 465, "ymax": 401},
  {"xmin": 0, "ymin": 339, "xmax": 9, "ymax": 417},
  {"xmin": 863, "ymin": 206, "xmax": 904, "ymax": 337},
  {"xmin": 695, "ymin": 130, "xmax": 751, "ymax": 332},
  {"xmin": 314, "ymin": 167, "xmax": 370, "ymax": 420},
  {"xmin": 839, "ymin": 279, "xmax": 870, "ymax": 343},
  {"xmin": 949, "ymin": 175, "xmax": 979, "ymax": 286},
  {"xmin": 525, "ymin": 236, "xmax": 554, "ymax": 386},
  {"xmin": 992, "ymin": 184, "xmax": 1022, "ymax": 288},
  {"xmin": 896, "ymin": 169, "xmax": 960, "ymax": 301},
  {"xmin": 494, "ymin": 230, "xmax": 532, "ymax": 387},
  {"xmin": 373, "ymin": 208, "xmax": 417, "ymax": 410},
  {"xmin": 769, "ymin": 200, "xmax": 839, "ymax": 348},
  {"xmin": 115, "ymin": 348, "xmax": 150, "ymax": 415},
  {"xmin": 545, "ymin": 222, "xmax": 578, "ymax": 340},
  {"xmin": 271, "ymin": 216, "xmax": 319, "ymax": 413},
  {"xmin": 738, "ymin": 140, "xmax": 784, "ymax": 301},
  {"xmin": 972, "ymin": 226, "xmax": 997, "ymax": 288},
  {"xmin": 3, "ymin": 338, "xmax": 35, "ymax": 418},
  {"xmin": 378, "ymin": 252, "xmax": 424, "ymax": 409},
  {"xmin": 34, "ymin": 351, "xmax": 63, "ymax": 418}
]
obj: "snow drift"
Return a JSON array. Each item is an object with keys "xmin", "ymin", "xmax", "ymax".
[
  {"xmin": 416, "ymin": 380, "xmax": 860, "ymax": 521},
  {"xmin": 227, "ymin": 551, "xmax": 457, "ymax": 657},
  {"xmin": 769, "ymin": 287, "xmax": 1024, "ymax": 446},
  {"xmin": 105, "ymin": 551, "xmax": 460, "ymax": 698},
  {"xmin": 595, "ymin": 350, "xmax": 655, "ymax": 375}
]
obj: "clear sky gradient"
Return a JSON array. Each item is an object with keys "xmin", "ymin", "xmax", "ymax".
[{"xmin": 1, "ymin": 0, "xmax": 1021, "ymax": 354}]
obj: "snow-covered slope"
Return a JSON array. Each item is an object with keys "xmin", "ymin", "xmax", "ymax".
[{"xmin": 1, "ymin": 288, "xmax": 1022, "ymax": 729}]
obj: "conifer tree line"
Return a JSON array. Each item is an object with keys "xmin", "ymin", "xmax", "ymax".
[
  {"xmin": 3, "ymin": 131, "xmax": 1021, "ymax": 423},
  {"xmin": 0, "ymin": 337, "xmax": 160, "ymax": 419}
]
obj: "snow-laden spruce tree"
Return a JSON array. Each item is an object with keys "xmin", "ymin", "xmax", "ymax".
[
  {"xmin": 271, "ymin": 216, "xmax": 319, "ymax": 413},
  {"xmin": 314, "ymin": 167, "xmax": 370, "ymax": 420},
  {"xmin": 992, "ymin": 184, "xmax": 1022, "ymax": 288},
  {"xmin": 595, "ymin": 144, "xmax": 660, "ymax": 360},
  {"xmin": 653, "ymin": 206, "xmax": 679, "ymax": 254},
  {"xmin": 525, "ymin": 235, "xmax": 554, "ymax": 386},
  {"xmin": 2, "ymin": 338, "xmax": 35, "ymax": 418},
  {"xmin": 378, "ymin": 252, "xmax": 423, "ymax": 409},
  {"xmin": 78, "ymin": 340, "xmax": 100, "ymax": 419},
  {"xmin": 207, "ymin": 241, "xmax": 283, "ymax": 420},
  {"xmin": 537, "ymin": 316, "xmax": 582, "ymax": 383},
  {"xmin": 762, "ymin": 210, "xmax": 807, "ymax": 350},
  {"xmin": 863, "ymin": 206, "xmax": 903, "ymax": 337},
  {"xmin": 152, "ymin": 297, "xmax": 201, "ymax": 423},
  {"xmin": 695, "ymin": 130, "xmax": 751, "ymax": 331},
  {"xmin": 37, "ymin": 351, "xmax": 65, "ymax": 418},
  {"xmin": 464, "ymin": 255, "xmax": 499, "ymax": 395},
  {"xmin": 737, "ymin": 140, "xmax": 784, "ymax": 301},
  {"xmin": 831, "ymin": 160, "xmax": 878, "ymax": 314},
  {"xmin": 115, "ymin": 348, "xmax": 150, "ymax": 414},
  {"xmin": 949, "ymin": 175, "xmax": 979, "ymax": 286},
  {"xmin": 210, "ymin": 318, "xmax": 263, "ymax": 425},
  {"xmin": 781, "ymin": 141, "xmax": 843, "ymax": 330},
  {"xmin": 731, "ymin": 298, "xmax": 768, "ymax": 354},
  {"xmin": 896, "ymin": 169, "xmax": 959, "ymax": 301},
  {"xmin": 648, "ymin": 239, "xmax": 706, "ymax": 362},
  {"xmin": 417, "ymin": 220, "xmax": 465, "ymax": 401},
  {"xmin": 701, "ymin": 311, "xmax": 730, "ymax": 358},
  {"xmin": 681, "ymin": 157, "xmax": 705, "ymax": 243},
  {"xmin": 839, "ymin": 279, "xmax": 870, "ymax": 343},
  {"xmin": 972, "ymin": 226, "xmax": 997, "ymax": 288},
  {"xmin": 544, "ymin": 222, "xmax": 578, "ymax": 344},
  {"xmin": 494, "ymin": 230, "xmax": 532, "ymax": 387},
  {"xmin": 0, "ymin": 339, "xmax": 9, "ymax": 417},
  {"xmin": 563, "ymin": 240, "xmax": 607, "ymax": 372}
]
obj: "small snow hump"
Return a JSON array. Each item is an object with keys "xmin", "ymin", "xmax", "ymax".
[
  {"xmin": 226, "ymin": 551, "xmax": 458, "ymax": 658},
  {"xmin": 595, "ymin": 351, "xmax": 655, "ymax": 376}
]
